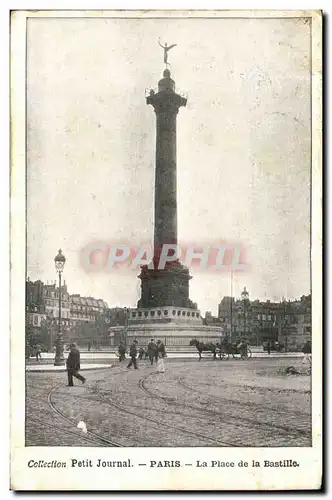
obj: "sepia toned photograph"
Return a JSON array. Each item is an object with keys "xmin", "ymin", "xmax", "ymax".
[{"xmin": 10, "ymin": 9, "xmax": 322, "ymax": 491}]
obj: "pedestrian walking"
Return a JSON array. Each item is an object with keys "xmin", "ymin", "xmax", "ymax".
[
  {"xmin": 138, "ymin": 347, "xmax": 145, "ymax": 360},
  {"xmin": 157, "ymin": 340, "xmax": 166, "ymax": 358},
  {"xmin": 147, "ymin": 339, "xmax": 158, "ymax": 365},
  {"xmin": 26, "ymin": 342, "xmax": 32, "ymax": 360},
  {"xmin": 267, "ymin": 340, "xmax": 271, "ymax": 355},
  {"xmin": 157, "ymin": 357, "xmax": 165, "ymax": 373},
  {"xmin": 66, "ymin": 343, "xmax": 86, "ymax": 387},
  {"xmin": 118, "ymin": 341, "xmax": 126, "ymax": 362},
  {"xmin": 302, "ymin": 340, "xmax": 311, "ymax": 365},
  {"xmin": 88, "ymin": 342, "xmax": 91, "ymax": 352},
  {"xmin": 35, "ymin": 344, "xmax": 42, "ymax": 362},
  {"xmin": 127, "ymin": 340, "xmax": 138, "ymax": 369}
]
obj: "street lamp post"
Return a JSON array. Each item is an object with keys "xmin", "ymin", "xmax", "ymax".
[
  {"xmin": 241, "ymin": 287, "xmax": 249, "ymax": 340},
  {"xmin": 54, "ymin": 249, "xmax": 66, "ymax": 366},
  {"xmin": 281, "ymin": 301, "xmax": 289, "ymax": 353},
  {"xmin": 123, "ymin": 307, "xmax": 129, "ymax": 345},
  {"xmin": 284, "ymin": 313, "xmax": 288, "ymax": 353}
]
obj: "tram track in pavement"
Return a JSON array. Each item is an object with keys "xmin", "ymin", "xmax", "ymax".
[
  {"xmin": 28, "ymin": 367, "xmax": 209, "ymax": 447},
  {"xmin": 198, "ymin": 380, "xmax": 311, "ymax": 395},
  {"xmin": 27, "ymin": 368, "xmax": 205, "ymax": 447},
  {"xmin": 27, "ymin": 388, "xmax": 125, "ymax": 447},
  {"xmin": 29, "ymin": 369, "xmax": 310, "ymax": 440},
  {"xmin": 26, "ymin": 365, "xmax": 311, "ymax": 446},
  {"xmin": 94, "ymin": 371, "xmax": 237, "ymax": 447},
  {"xmin": 47, "ymin": 385, "xmax": 124, "ymax": 447},
  {"xmin": 27, "ymin": 370, "xmax": 140, "ymax": 447},
  {"xmin": 28, "ymin": 370, "xmax": 218, "ymax": 446},
  {"xmin": 139, "ymin": 372, "xmax": 311, "ymax": 439},
  {"xmin": 177, "ymin": 376, "xmax": 311, "ymax": 419},
  {"xmin": 26, "ymin": 374, "xmax": 126, "ymax": 447},
  {"xmin": 30, "ymin": 381, "xmax": 226, "ymax": 426},
  {"xmin": 27, "ymin": 415, "xmax": 114, "ymax": 447}
]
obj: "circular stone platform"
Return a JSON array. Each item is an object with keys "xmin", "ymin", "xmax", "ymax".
[{"xmin": 109, "ymin": 323, "xmax": 224, "ymax": 350}]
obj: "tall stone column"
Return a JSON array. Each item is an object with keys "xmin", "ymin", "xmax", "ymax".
[
  {"xmin": 152, "ymin": 70, "xmax": 185, "ymax": 253},
  {"xmin": 138, "ymin": 69, "xmax": 194, "ymax": 309}
]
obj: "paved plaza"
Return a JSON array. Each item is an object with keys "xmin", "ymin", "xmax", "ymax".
[{"xmin": 26, "ymin": 358, "xmax": 311, "ymax": 448}]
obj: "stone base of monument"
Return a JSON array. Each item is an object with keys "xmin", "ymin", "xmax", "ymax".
[
  {"xmin": 109, "ymin": 307, "xmax": 224, "ymax": 350},
  {"xmin": 127, "ymin": 324, "xmax": 224, "ymax": 350}
]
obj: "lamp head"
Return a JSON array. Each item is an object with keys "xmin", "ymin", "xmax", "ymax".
[{"xmin": 54, "ymin": 249, "xmax": 66, "ymax": 273}]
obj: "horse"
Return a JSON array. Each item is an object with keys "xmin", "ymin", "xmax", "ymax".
[{"xmin": 189, "ymin": 339, "xmax": 217, "ymax": 360}]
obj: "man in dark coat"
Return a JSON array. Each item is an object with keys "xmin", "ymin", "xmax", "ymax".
[
  {"xmin": 118, "ymin": 342, "xmax": 126, "ymax": 362},
  {"xmin": 302, "ymin": 340, "xmax": 311, "ymax": 365},
  {"xmin": 138, "ymin": 347, "xmax": 145, "ymax": 360},
  {"xmin": 267, "ymin": 340, "xmax": 271, "ymax": 355},
  {"xmin": 127, "ymin": 340, "xmax": 138, "ymax": 369},
  {"xmin": 147, "ymin": 339, "xmax": 158, "ymax": 365},
  {"xmin": 35, "ymin": 344, "xmax": 42, "ymax": 362},
  {"xmin": 157, "ymin": 340, "xmax": 166, "ymax": 358},
  {"xmin": 66, "ymin": 343, "xmax": 86, "ymax": 386}
]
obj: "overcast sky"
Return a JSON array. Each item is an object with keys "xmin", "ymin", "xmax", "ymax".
[{"xmin": 26, "ymin": 16, "xmax": 311, "ymax": 314}]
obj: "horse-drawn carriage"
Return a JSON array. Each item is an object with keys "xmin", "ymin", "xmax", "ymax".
[
  {"xmin": 190, "ymin": 338, "xmax": 252, "ymax": 361},
  {"xmin": 218, "ymin": 339, "xmax": 252, "ymax": 360}
]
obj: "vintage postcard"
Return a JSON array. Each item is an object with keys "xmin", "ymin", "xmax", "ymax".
[{"xmin": 10, "ymin": 9, "xmax": 322, "ymax": 491}]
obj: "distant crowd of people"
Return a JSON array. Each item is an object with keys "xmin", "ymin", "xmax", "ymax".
[{"xmin": 118, "ymin": 338, "xmax": 166, "ymax": 371}]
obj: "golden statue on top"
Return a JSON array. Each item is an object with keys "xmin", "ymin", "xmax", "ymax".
[{"xmin": 158, "ymin": 40, "xmax": 177, "ymax": 68}]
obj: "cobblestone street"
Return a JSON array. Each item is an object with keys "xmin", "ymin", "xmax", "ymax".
[{"xmin": 26, "ymin": 358, "xmax": 311, "ymax": 447}]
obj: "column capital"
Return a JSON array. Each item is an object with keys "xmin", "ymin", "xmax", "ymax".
[{"xmin": 146, "ymin": 90, "xmax": 187, "ymax": 115}]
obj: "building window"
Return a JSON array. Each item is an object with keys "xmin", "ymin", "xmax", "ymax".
[
  {"xmin": 182, "ymin": 311, "xmax": 186, "ymax": 316},
  {"xmin": 191, "ymin": 312, "xmax": 195, "ymax": 317},
  {"xmin": 172, "ymin": 310, "xmax": 176, "ymax": 316},
  {"xmin": 164, "ymin": 310, "xmax": 168, "ymax": 316},
  {"xmin": 177, "ymin": 311, "xmax": 181, "ymax": 316},
  {"xmin": 157, "ymin": 310, "xmax": 161, "ymax": 316},
  {"xmin": 196, "ymin": 313, "xmax": 200, "ymax": 318},
  {"xmin": 187, "ymin": 312, "xmax": 190, "ymax": 317},
  {"xmin": 144, "ymin": 311, "xmax": 149, "ymax": 317},
  {"xmin": 132, "ymin": 312, "xmax": 136, "ymax": 318},
  {"xmin": 138, "ymin": 312, "xmax": 142, "ymax": 317},
  {"xmin": 151, "ymin": 311, "xmax": 155, "ymax": 317}
]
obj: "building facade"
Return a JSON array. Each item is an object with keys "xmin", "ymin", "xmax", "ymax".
[
  {"xmin": 218, "ymin": 292, "xmax": 311, "ymax": 350},
  {"xmin": 70, "ymin": 294, "xmax": 108, "ymax": 327},
  {"xmin": 43, "ymin": 282, "xmax": 71, "ymax": 328},
  {"xmin": 26, "ymin": 279, "xmax": 47, "ymax": 327},
  {"xmin": 278, "ymin": 295, "xmax": 312, "ymax": 351},
  {"xmin": 26, "ymin": 278, "xmax": 110, "ymax": 346}
]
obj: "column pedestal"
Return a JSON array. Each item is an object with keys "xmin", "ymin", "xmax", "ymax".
[{"xmin": 138, "ymin": 260, "xmax": 195, "ymax": 309}]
